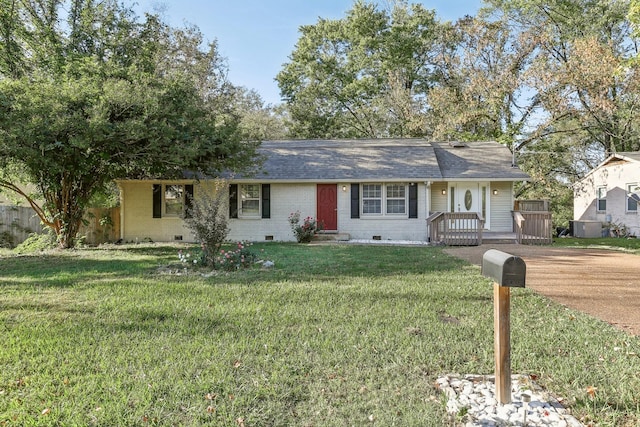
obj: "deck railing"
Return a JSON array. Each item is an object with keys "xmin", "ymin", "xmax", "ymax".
[
  {"xmin": 427, "ymin": 212, "xmax": 484, "ymax": 246},
  {"xmin": 513, "ymin": 211, "xmax": 553, "ymax": 245}
]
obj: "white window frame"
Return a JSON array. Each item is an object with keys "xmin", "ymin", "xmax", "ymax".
[
  {"xmin": 164, "ymin": 184, "xmax": 185, "ymax": 217},
  {"xmin": 596, "ymin": 186, "xmax": 607, "ymax": 212},
  {"xmin": 239, "ymin": 184, "xmax": 261, "ymax": 218},
  {"xmin": 361, "ymin": 183, "xmax": 408, "ymax": 217},
  {"xmin": 362, "ymin": 184, "xmax": 382, "ymax": 215},
  {"xmin": 385, "ymin": 184, "xmax": 407, "ymax": 215},
  {"xmin": 627, "ymin": 183, "xmax": 639, "ymax": 213}
]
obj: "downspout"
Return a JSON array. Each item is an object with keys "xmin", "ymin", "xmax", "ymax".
[
  {"xmin": 117, "ymin": 182, "xmax": 125, "ymax": 241},
  {"xmin": 426, "ymin": 181, "xmax": 432, "ymax": 241}
]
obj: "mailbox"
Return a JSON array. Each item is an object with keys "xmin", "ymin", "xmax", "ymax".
[{"xmin": 482, "ymin": 249, "xmax": 526, "ymax": 288}]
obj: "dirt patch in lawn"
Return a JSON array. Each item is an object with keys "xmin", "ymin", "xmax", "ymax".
[{"xmin": 444, "ymin": 244, "xmax": 640, "ymax": 336}]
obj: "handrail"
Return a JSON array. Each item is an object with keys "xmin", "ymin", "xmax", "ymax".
[
  {"xmin": 513, "ymin": 211, "xmax": 525, "ymax": 228},
  {"xmin": 427, "ymin": 212, "xmax": 483, "ymax": 246},
  {"xmin": 513, "ymin": 210, "xmax": 552, "ymax": 245}
]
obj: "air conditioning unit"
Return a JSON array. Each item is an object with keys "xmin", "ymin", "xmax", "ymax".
[{"xmin": 572, "ymin": 220, "xmax": 602, "ymax": 238}]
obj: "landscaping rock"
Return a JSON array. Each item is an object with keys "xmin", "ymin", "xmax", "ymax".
[{"xmin": 437, "ymin": 374, "xmax": 585, "ymax": 426}]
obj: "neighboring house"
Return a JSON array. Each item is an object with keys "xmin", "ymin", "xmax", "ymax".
[
  {"xmin": 574, "ymin": 152, "xmax": 640, "ymax": 237},
  {"xmin": 116, "ymin": 139, "xmax": 530, "ymax": 243}
]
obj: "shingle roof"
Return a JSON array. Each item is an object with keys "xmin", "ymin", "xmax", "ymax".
[
  {"xmin": 235, "ymin": 139, "xmax": 529, "ymax": 182},
  {"xmin": 432, "ymin": 141, "xmax": 530, "ymax": 180}
]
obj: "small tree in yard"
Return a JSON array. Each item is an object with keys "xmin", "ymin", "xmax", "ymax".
[{"xmin": 183, "ymin": 180, "xmax": 230, "ymax": 266}]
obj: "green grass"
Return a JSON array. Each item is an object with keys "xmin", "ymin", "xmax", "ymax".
[
  {"xmin": 1, "ymin": 242, "xmax": 639, "ymax": 426},
  {"xmin": 553, "ymin": 236, "xmax": 640, "ymax": 254}
]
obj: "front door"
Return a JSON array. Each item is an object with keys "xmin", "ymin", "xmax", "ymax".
[
  {"xmin": 317, "ymin": 184, "xmax": 337, "ymax": 231},
  {"xmin": 453, "ymin": 183, "xmax": 480, "ymax": 214},
  {"xmin": 448, "ymin": 182, "xmax": 489, "ymax": 230}
]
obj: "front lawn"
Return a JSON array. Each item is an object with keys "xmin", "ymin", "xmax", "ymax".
[{"xmin": 1, "ymin": 243, "xmax": 639, "ymax": 426}]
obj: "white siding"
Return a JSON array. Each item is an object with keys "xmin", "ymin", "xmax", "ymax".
[
  {"xmin": 429, "ymin": 182, "xmax": 513, "ymax": 232},
  {"xmin": 490, "ymin": 182, "xmax": 514, "ymax": 232},
  {"xmin": 228, "ymin": 183, "xmax": 315, "ymax": 242},
  {"xmin": 430, "ymin": 183, "xmax": 448, "ymax": 212},
  {"xmin": 230, "ymin": 182, "xmax": 432, "ymax": 242},
  {"xmin": 119, "ymin": 179, "xmax": 524, "ymax": 242},
  {"xmin": 575, "ymin": 160, "xmax": 640, "ymax": 236}
]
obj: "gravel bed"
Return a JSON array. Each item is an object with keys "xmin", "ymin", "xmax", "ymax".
[{"xmin": 437, "ymin": 374, "xmax": 585, "ymax": 426}]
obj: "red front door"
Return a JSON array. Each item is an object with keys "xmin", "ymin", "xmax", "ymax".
[{"xmin": 317, "ymin": 184, "xmax": 338, "ymax": 231}]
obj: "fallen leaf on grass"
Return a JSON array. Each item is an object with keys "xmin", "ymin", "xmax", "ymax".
[
  {"xmin": 236, "ymin": 417, "xmax": 245, "ymax": 427},
  {"xmin": 41, "ymin": 408, "xmax": 50, "ymax": 416},
  {"xmin": 405, "ymin": 326, "xmax": 423, "ymax": 335},
  {"xmin": 586, "ymin": 386, "xmax": 597, "ymax": 399},
  {"xmin": 438, "ymin": 313, "xmax": 460, "ymax": 325},
  {"xmin": 206, "ymin": 406, "xmax": 216, "ymax": 413}
]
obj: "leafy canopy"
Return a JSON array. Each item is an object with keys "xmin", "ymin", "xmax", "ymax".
[
  {"xmin": 0, "ymin": 0, "xmax": 258, "ymax": 248},
  {"xmin": 276, "ymin": 0, "xmax": 441, "ymax": 138}
]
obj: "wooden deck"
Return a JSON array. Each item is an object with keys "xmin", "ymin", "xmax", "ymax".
[{"xmin": 427, "ymin": 210, "xmax": 553, "ymax": 246}]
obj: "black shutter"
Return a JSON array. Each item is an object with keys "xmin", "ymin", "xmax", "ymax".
[
  {"xmin": 261, "ymin": 184, "xmax": 271, "ymax": 219},
  {"xmin": 409, "ymin": 183, "xmax": 418, "ymax": 218},
  {"xmin": 229, "ymin": 184, "xmax": 238, "ymax": 218},
  {"xmin": 350, "ymin": 183, "xmax": 360, "ymax": 219},
  {"xmin": 152, "ymin": 184, "xmax": 162, "ymax": 218},
  {"xmin": 184, "ymin": 184, "xmax": 194, "ymax": 218}
]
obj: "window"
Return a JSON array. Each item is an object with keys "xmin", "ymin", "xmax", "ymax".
[
  {"xmin": 152, "ymin": 184, "xmax": 193, "ymax": 218},
  {"xmin": 386, "ymin": 184, "xmax": 406, "ymax": 214},
  {"xmin": 627, "ymin": 184, "xmax": 639, "ymax": 213},
  {"xmin": 361, "ymin": 183, "xmax": 407, "ymax": 216},
  {"xmin": 596, "ymin": 186, "xmax": 607, "ymax": 212},
  {"xmin": 362, "ymin": 184, "xmax": 382, "ymax": 214},
  {"xmin": 240, "ymin": 184, "xmax": 261, "ymax": 216},
  {"xmin": 164, "ymin": 185, "xmax": 184, "ymax": 216},
  {"xmin": 449, "ymin": 187, "xmax": 455, "ymax": 213}
]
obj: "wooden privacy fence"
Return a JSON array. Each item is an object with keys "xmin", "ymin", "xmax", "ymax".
[
  {"xmin": 0, "ymin": 205, "xmax": 120, "ymax": 247},
  {"xmin": 79, "ymin": 207, "xmax": 121, "ymax": 245},
  {"xmin": 427, "ymin": 212, "xmax": 484, "ymax": 246},
  {"xmin": 514, "ymin": 199, "xmax": 550, "ymax": 212},
  {"xmin": 0, "ymin": 205, "xmax": 44, "ymax": 247},
  {"xmin": 513, "ymin": 211, "xmax": 553, "ymax": 245}
]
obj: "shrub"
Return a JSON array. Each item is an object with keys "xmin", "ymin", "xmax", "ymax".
[
  {"xmin": 0, "ymin": 230, "xmax": 15, "ymax": 248},
  {"xmin": 13, "ymin": 231, "xmax": 57, "ymax": 253},
  {"xmin": 183, "ymin": 180, "xmax": 230, "ymax": 266},
  {"xmin": 213, "ymin": 241, "xmax": 258, "ymax": 271},
  {"xmin": 288, "ymin": 211, "xmax": 323, "ymax": 243}
]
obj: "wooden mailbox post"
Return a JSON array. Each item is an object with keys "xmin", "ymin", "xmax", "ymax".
[{"xmin": 482, "ymin": 249, "xmax": 526, "ymax": 405}]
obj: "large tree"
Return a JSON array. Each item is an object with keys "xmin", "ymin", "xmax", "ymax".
[
  {"xmin": 0, "ymin": 0, "xmax": 258, "ymax": 248},
  {"xmin": 484, "ymin": 0, "xmax": 640, "ymax": 157},
  {"xmin": 426, "ymin": 16, "xmax": 538, "ymax": 149},
  {"xmin": 276, "ymin": 0, "xmax": 441, "ymax": 138}
]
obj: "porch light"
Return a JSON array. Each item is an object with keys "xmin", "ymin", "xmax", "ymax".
[
  {"xmin": 493, "ymin": 189, "xmax": 499, "ymax": 195},
  {"xmin": 342, "ymin": 185, "xmax": 347, "ymax": 192},
  {"xmin": 441, "ymin": 189, "xmax": 447, "ymax": 195}
]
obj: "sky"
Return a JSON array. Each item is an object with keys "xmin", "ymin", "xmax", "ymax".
[{"xmin": 134, "ymin": 1, "xmax": 484, "ymax": 105}]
